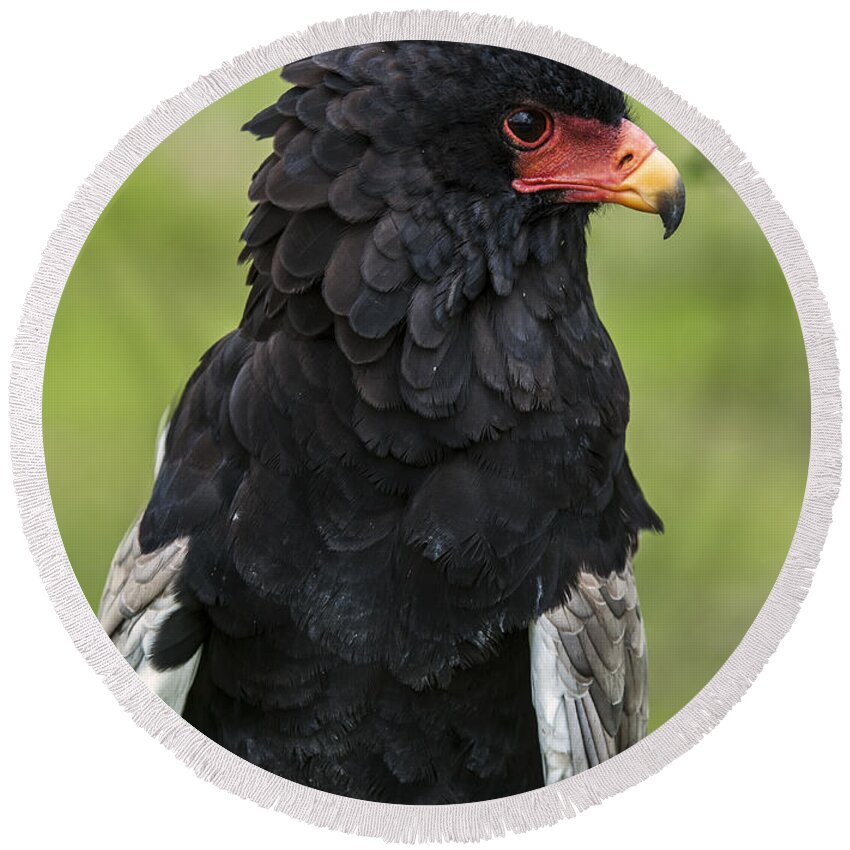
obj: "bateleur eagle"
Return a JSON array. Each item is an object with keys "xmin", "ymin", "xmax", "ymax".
[{"xmin": 99, "ymin": 41, "xmax": 684, "ymax": 804}]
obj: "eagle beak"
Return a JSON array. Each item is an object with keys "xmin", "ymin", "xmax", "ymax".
[
  {"xmin": 511, "ymin": 117, "xmax": 686, "ymax": 238},
  {"xmin": 611, "ymin": 142, "xmax": 686, "ymax": 239}
]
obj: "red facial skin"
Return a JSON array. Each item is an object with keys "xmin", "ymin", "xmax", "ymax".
[{"xmin": 510, "ymin": 115, "xmax": 659, "ymax": 202}]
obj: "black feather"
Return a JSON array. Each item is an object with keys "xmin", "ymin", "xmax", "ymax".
[
  {"xmin": 265, "ymin": 129, "xmax": 330, "ymax": 211},
  {"xmin": 242, "ymin": 104, "xmax": 287, "ymax": 139},
  {"xmin": 328, "ymin": 167, "xmax": 386, "ymax": 223},
  {"xmin": 311, "ymin": 127, "xmax": 368, "ymax": 174},
  {"xmin": 347, "ymin": 285, "xmax": 410, "ymax": 340},
  {"xmin": 334, "ymin": 316, "xmax": 396, "ymax": 364},
  {"xmin": 295, "ymin": 86, "xmax": 335, "ymax": 131},
  {"xmin": 283, "ymin": 57, "xmax": 327, "ymax": 88},
  {"xmin": 276, "ymin": 86, "xmax": 306, "ymax": 116},
  {"xmin": 277, "ymin": 209, "xmax": 344, "ymax": 278},
  {"xmin": 322, "ymin": 225, "xmax": 371, "ymax": 315},
  {"xmin": 287, "ymin": 290, "xmax": 334, "ymax": 336},
  {"xmin": 360, "ymin": 236, "xmax": 411, "ymax": 293}
]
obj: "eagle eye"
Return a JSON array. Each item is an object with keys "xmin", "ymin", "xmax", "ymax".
[{"xmin": 502, "ymin": 108, "xmax": 553, "ymax": 149}]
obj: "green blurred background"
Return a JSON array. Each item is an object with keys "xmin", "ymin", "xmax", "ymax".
[{"xmin": 43, "ymin": 70, "xmax": 809, "ymax": 732}]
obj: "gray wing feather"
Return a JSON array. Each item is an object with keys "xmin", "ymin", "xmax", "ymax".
[
  {"xmin": 97, "ymin": 420, "xmax": 201, "ymax": 713},
  {"xmin": 530, "ymin": 559, "xmax": 648, "ymax": 783},
  {"xmin": 98, "ymin": 521, "xmax": 199, "ymax": 713}
]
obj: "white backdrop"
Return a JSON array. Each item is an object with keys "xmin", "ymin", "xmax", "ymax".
[{"xmin": 1, "ymin": 2, "xmax": 846, "ymax": 846}]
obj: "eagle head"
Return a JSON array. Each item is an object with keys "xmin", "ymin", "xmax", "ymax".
[{"xmin": 240, "ymin": 42, "xmax": 683, "ymax": 424}]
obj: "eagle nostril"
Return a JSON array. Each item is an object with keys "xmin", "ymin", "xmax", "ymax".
[{"xmin": 617, "ymin": 152, "xmax": 634, "ymax": 171}]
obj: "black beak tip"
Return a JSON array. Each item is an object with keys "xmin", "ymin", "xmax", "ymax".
[{"xmin": 660, "ymin": 177, "xmax": 686, "ymax": 239}]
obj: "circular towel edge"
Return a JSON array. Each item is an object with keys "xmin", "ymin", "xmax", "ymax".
[{"xmin": 8, "ymin": 10, "xmax": 842, "ymax": 842}]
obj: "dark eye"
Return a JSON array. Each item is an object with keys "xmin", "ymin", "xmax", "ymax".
[{"xmin": 502, "ymin": 108, "xmax": 553, "ymax": 149}]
